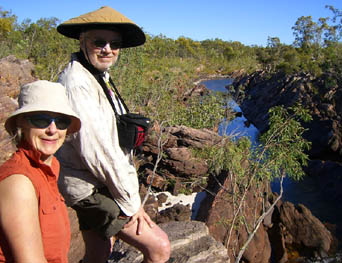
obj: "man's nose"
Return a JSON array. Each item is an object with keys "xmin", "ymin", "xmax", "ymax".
[{"xmin": 102, "ymin": 43, "xmax": 112, "ymax": 52}]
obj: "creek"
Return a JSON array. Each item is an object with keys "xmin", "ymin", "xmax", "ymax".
[{"xmin": 201, "ymin": 78, "xmax": 341, "ymax": 241}]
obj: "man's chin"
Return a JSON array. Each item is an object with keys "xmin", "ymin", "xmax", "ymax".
[{"xmin": 95, "ymin": 63, "xmax": 112, "ymax": 72}]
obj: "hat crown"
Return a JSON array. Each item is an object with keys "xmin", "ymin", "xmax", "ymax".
[
  {"xmin": 57, "ymin": 6, "xmax": 146, "ymax": 48},
  {"xmin": 5, "ymin": 80, "xmax": 81, "ymax": 135},
  {"xmin": 19, "ymin": 81, "xmax": 69, "ymax": 108},
  {"xmin": 63, "ymin": 6, "xmax": 133, "ymax": 25}
]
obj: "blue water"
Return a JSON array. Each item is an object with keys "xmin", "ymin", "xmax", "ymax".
[{"xmin": 201, "ymin": 78, "xmax": 259, "ymax": 142}]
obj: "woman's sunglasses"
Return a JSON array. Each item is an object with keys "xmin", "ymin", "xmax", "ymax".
[
  {"xmin": 24, "ymin": 114, "xmax": 71, "ymax": 130},
  {"xmin": 92, "ymin": 39, "xmax": 122, "ymax": 50}
]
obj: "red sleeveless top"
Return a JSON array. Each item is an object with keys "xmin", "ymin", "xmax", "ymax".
[{"xmin": 0, "ymin": 142, "xmax": 70, "ymax": 263}]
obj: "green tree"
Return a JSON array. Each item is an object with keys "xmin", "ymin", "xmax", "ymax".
[
  {"xmin": 326, "ymin": 5, "xmax": 342, "ymax": 42},
  {"xmin": 0, "ymin": 8, "xmax": 16, "ymax": 38},
  {"xmin": 292, "ymin": 15, "xmax": 328, "ymax": 48}
]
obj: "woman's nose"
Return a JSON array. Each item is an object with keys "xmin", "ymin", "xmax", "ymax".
[{"xmin": 46, "ymin": 121, "xmax": 58, "ymax": 134}]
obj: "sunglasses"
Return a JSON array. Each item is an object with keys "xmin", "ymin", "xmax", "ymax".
[
  {"xmin": 92, "ymin": 39, "xmax": 122, "ymax": 50},
  {"xmin": 25, "ymin": 114, "xmax": 71, "ymax": 130}
]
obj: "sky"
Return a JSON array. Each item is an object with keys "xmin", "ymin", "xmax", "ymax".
[{"xmin": 1, "ymin": 0, "xmax": 342, "ymax": 47}]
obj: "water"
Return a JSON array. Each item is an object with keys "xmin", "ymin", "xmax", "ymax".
[{"xmin": 201, "ymin": 78, "xmax": 259, "ymax": 142}]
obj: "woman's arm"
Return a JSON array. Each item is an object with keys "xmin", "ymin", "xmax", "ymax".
[{"xmin": 0, "ymin": 174, "xmax": 47, "ymax": 263}]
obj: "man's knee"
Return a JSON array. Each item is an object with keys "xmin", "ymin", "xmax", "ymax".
[
  {"xmin": 151, "ymin": 236, "xmax": 171, "ymax": 262},
  {"xmin": 160, "ymin": 237, "xmax": 171, "ymax": 260}
]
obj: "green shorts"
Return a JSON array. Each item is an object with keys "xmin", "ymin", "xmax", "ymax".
[{"xmin": 71, "ymin": 187, "xmax": 130, "ymax": 240}]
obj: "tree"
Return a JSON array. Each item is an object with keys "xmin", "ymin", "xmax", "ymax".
[
  {"xmin": 292, "ymin": 15, "xmax": 328, "ymax": 48},
  {"xmin": 0, "ymin": 8, "xmax": 16, "ymax": 39},
  {"xmin": 326, "ymin": 5, "xmax": 342, "ymax": 42}
]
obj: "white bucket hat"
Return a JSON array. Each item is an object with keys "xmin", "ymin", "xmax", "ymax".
[{"xmin": 5, "ymin": 80, "xmax": 81, "ymax": 135}]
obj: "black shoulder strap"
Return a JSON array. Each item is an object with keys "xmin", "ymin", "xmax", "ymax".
[{"xmin": 76, "ymin": 51, "xmax": 130, "ymax": 116}]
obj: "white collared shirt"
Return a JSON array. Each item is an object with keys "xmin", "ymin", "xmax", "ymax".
[{"xmin": 56, "ymin": 53, "xmax": 140, "ymax": 216}]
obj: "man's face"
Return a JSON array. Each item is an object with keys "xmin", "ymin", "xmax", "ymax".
[{"xmin": 80, "ymin": 29, "xmax": 122, "ymax": 72}]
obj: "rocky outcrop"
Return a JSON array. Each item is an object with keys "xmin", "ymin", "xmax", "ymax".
[
  {"xmin": 0, "ymin": 55, "xmax": 37, "ymax": 165},
  {"xmin": 0, "ymin": 55, "xmax": 37, "ymax": 98},
  {"xmin": 229, "ymin": 70, "xmax": 340, "ymax": 261},
  {"xmin": 195, "ymin": 171, "xmax": 334, "ymax": 263},
  {"xmin": 139, "ymin": 124, "xmax": 222, "ymax": 194},
  {"xmin": 270, "ymin": 200, "xmax": 334, "ymax": 261},
  {"xmin": 195, "ymin": 172, "xmax": 272, "ymax": 263},
  {"xmin": 110, "ymin": 221, "xmax": 229, "ymax": 263}
]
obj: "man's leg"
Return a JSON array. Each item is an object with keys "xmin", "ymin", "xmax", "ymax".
[
  {"xmin": 81, "ymin": 229, "xmax": 113, "ymax": 263},
  {"xmin": 117, "ymin": 220, "xmax": 171, "ymax": 263}
]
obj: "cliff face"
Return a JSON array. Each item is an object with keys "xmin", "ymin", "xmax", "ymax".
[{"xmin": 230, "ymin": 70, "xmax": 342, "ymax": 161}]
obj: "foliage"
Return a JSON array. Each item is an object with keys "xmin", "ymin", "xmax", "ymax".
[
  {"xmin": 195, "ymin": 104, "xmax": 311, "ymax": 262},
  {"xmin": 258, "ymin": 103, "xmax": 312, "ymax": 181},
  {"xmin": 198, "ymin": 104, "xmax": 311, "ymax": 182},
  {"xmin": 0, "ymin": 8, "xmax": 16, "ymax": 38}
]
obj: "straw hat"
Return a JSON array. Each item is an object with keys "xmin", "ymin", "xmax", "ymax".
[
  {"xmin": 57, "ymin": 6, "xmax": 146, "ymax": 48},
  {"xmin": 5, "ymin": 80, "xmax": 81, "ymax": 135}
]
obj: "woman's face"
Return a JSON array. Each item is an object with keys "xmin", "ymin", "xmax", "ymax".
[
  {"xmin": 18, "ymin": 112, "xmax": 69, "ymax": 165},
  {"xmin": 80, "ymin": 29, "xmax": 121, "ymax": 72}
]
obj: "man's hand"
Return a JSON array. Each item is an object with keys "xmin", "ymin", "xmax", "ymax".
[{"xmin": 123, "ymin": 206, "xmax": 154, "ymax": 235}]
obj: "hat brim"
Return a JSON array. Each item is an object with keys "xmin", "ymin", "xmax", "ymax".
[{"xmin": 57, "ymin": 22, "xmax": 146, "ymax": 48}]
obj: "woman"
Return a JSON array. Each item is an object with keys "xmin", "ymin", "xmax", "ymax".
[{"xmin": 0, "ymin": 80, "xmax": 81, "ymax": 263}]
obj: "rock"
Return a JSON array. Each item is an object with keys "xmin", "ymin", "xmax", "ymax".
[
  {"xmin": 140, "ymin": 125, "xmax": 222, "ymax": 193},
  {"xmin": 157, "ymin": 203, "xmax": 192, "ymax": 223},
  {"xmin": 230, "ymin": 71, "xmax": 342, "ymax": 161},
  {"xmin": 0, "ymin": 55, "xmax": 37, "ymax": 99},
  {"xmin": 156, "ymin": 192, "xmax": 168, "ymax": 205},
  {"xmin": 67, "ymin": 208, "xmax": 85, "ymax": 263},
  {"xmin": 163, "ymin": 147, "xmax": 208, "ymax": 177},
  {"xmin": 0, "ymin": 55, "xmax": 37, "ymax": 165},
  {"xmin": 276, "ymin": 201, "xmax": 333, "ymax": 258},
  {"xmin": 196, "ymin": 172, "xmax": 272, "ymax": 263},
  {"xmin": 109, "ymin": 221, "xmax": 229, "ymax": 263}
]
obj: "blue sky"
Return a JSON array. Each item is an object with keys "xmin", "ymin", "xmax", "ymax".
[{"xmin": 1, "ymin": 0, "xmax": 341, "ymax": 46}]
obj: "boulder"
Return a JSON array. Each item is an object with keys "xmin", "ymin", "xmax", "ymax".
[
  {"xmin": 140, "ymin": 125, "xmax": 222, "ymax": 193},
  {"xmin": 196, "ymin": 172, "xmax": 272, "ymax": 263},
  {"xmin": 270, "ymin": 200, "xmax": 333, "ymax": 260},
  {"xmin": 67, "ymin": 208, "xmax": 85, "ymax": 263},
  {"xmin": 109, "ymin": 221, "xmax": 229, "ymax": 263}
]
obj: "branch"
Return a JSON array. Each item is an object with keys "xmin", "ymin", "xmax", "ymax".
[
  {"xmin": 142, "ymin": 121, "xmax": 167, "ymax": 206},
  {"xmin": 234, "ymin": 172, "xmax": 285, "ymax": 263}
]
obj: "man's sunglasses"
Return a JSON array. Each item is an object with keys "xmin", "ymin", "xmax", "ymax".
[
  {"xmin": 92, "ymin": 39, "xmax": 122, "ymax": 50},
  {"xmin": 24, "ymin": 114, "xmax": 71, "ymax": 130}
]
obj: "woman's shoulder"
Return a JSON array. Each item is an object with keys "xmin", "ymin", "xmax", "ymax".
[
  {"xmin": 0, "ymin": 174, "xmax": 36, "ymax": 201},
  {"xmin": 0, "ymin": 150, "xmax": 38, "ymax": 187}
]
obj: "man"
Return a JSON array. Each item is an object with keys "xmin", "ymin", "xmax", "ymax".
[{"xmin": 56, "ymin": 6, "xmax": 170, "ymax": 263}]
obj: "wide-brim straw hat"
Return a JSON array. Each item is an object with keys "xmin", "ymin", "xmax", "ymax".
[
  {"xmin": 57, "ymin": 6, "xmax": 146, "ymax": 48},
  {"xmin": 5, "ymin": 80, "xmax": 81, "ymax": 135}
]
